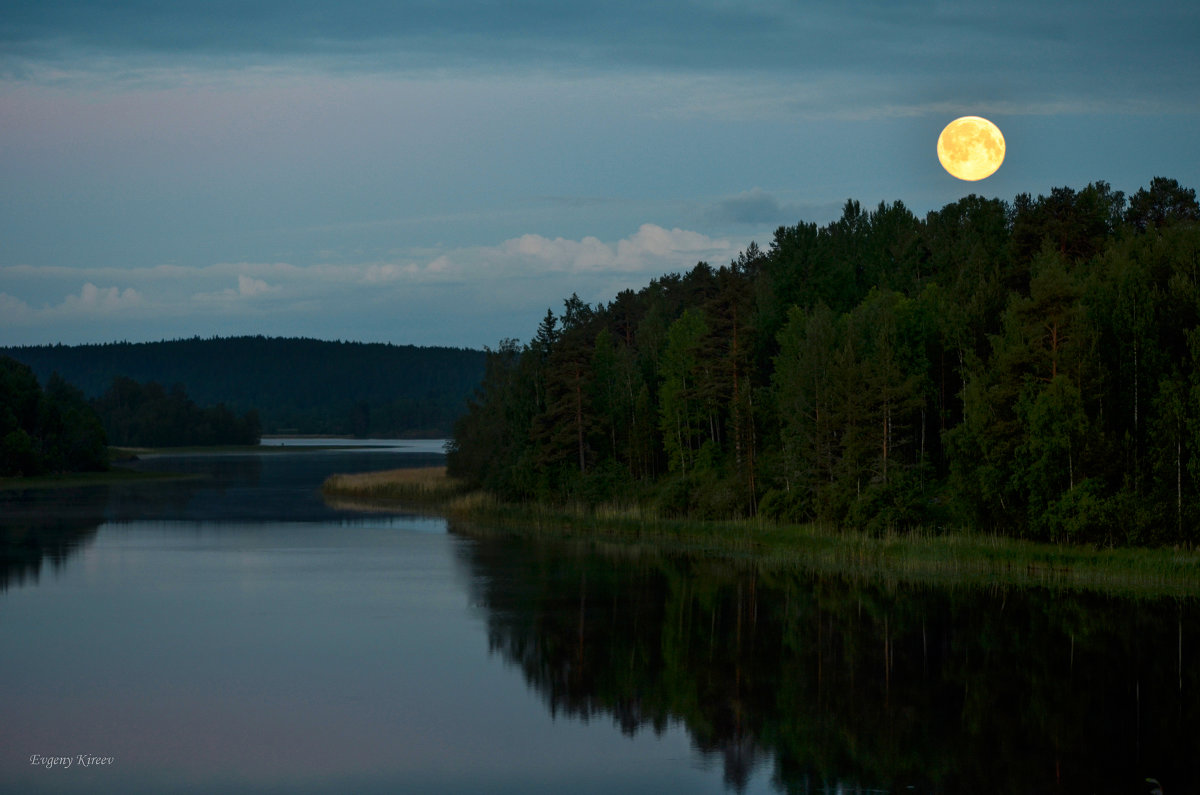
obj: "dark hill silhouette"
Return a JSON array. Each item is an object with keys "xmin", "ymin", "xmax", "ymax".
[{"xmin": 2, "ymin": 336, "xmax": 485, "ymax": 438}]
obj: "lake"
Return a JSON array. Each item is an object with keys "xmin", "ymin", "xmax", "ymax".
[{"xmin": 1, "ymin": 441, "xmax": 1197, "ymax": 793}]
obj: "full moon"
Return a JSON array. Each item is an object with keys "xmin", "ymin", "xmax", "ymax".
[{"xmin": 937, "ymin": 116, "xmax": 1005, "ymax": 181}]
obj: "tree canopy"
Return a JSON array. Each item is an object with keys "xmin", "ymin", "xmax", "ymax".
[
  {"xmin": 448, "ymin": 178, "xmax": 1200, "ymax": 545},
  {"xmin": 0, "ymin": 356, "xmax": 108, "ymax": 476},
  {"xmin": 91, "ymin": 377, "xmax": 262, "ymax": 447}
]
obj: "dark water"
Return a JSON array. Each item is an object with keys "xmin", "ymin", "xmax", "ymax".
[{"xmin": 1, "ymin": 443, "xmax": 1198, "ymax": 793}]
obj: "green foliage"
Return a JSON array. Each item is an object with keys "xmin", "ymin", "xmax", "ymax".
[
  {"xmin": 446, "ymin": 339, "xmax": 534, "ymax": 499},
  {"xmin": 447, "ymin": 178, "xmax": 1200, "ymax": 546},
  {"xmin": 1013, "ymin": 376, "xmax": 1092, "ymax": 540},
  {"xmin": 659, "ymin": 308, "xmax": 709, "ymax": 474},
  {"xmin": 1125, "ymin": 176, "xmax": 1199, "ymax": 232},
  {"xmin": 0, "ymin": 357, "xmax": 108, "ymax": 476}
]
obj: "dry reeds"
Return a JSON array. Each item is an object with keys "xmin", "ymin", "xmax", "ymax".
[
  {"xmin": 321, "ymin": 468, "xmax": 1200, "ymax": 597},
  {"xmin": 322, "ymin": 466, "xmax": 465, "ymax": 503}
]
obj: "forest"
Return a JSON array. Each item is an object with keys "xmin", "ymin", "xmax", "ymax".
[
  {"xmin": 0, "ymin": 356, "xmax": 108, "ymax": 476},
  {"xmin": 2, "ymin": 336, "xmax": 486, "ymax": 438},
  {"xmin": 91, "ymin": 377, "xmax": 261, "ymax": 448},
  {"xmin": 0, "ymin": 355, "xmax": 266, "ymax": 474},
  {"xmin": 448, "ymin": 177, "xmax": 1200, "ymax": 545}
]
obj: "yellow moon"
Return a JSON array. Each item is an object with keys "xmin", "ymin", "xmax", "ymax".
[{"xmin": 937, "ymin": 116, "xmax": 1005, "ymax": 181}]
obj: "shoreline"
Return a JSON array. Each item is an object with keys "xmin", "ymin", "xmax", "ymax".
[
  {"xmin": 0, "ymin": 466, "xmax": 204, "ymax": 490},
  {"xmin": 321, "ymin": 467, "xmax": 1200, "ymax": 598}
]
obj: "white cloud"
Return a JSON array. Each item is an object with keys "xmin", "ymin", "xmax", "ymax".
[
  {"xmin": 0, "ymin": 292, "xmax": 34, "ymax": 324},
  {"xmin": 59, "ymin": 283, "xmax": 143, "ymax": 313},
  {"xmin": 617, "ymin": 224, "xmax": 725, "ymax": 264},
  {"xmin": 360, "ymin": 258, "xmax": 461, "ymax": 284},
  {"xmin": 192, "ymin": 271, "xmax": 291, "ymax": 304},
  {"xmin": 0, "ymin": 284, "xmax": 144, "ymax": 329},
  {"xmin": 238, "ymin": 274, "xmax": 272, "ymax": 297},
  {"xmin": 488, "ymin": 224, "xmax": 733, "ymax": 275},
  {"xmin": 1, "ymin": 226, "xmax": 737, "ymax": 305},
  {"xmin": 501, "ymin": 234, "xmax": 613, "ymax": 271},
  {"xmin": 0, "ymin": 224, "xmax": 750, "ymax": 346}
]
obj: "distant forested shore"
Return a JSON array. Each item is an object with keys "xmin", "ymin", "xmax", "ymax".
[
  {"xmin": 2, "ymin": 336, "xmax": 486, "ymax": 439},
  {"xmin": 448, "ymin": 177, "xmax": 1200, "ymax": 546}
]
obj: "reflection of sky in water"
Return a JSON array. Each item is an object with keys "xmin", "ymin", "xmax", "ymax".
[
  {"xmin": 0, "ymin": 520, "xmax": 770, "ymax": 795},
  {"xmin": 111, "ymin": 444, "xmax": 447, "ymax": 524},
  {"xmin": 0, "ymin": 446, "xmax": 775, "ymax": 795},
  {"xmin": 257, "ymin": 438, "xmax": 449, "ymax": 454},
  {"xmin": 8, "ymin": 445, "xmax": 1194, "ymax": 793}
]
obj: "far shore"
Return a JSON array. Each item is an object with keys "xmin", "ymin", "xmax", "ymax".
[
  {"xmin": 2, "ymin": 440, "xmax": 445, "ymax": 489},
  {"xmin": 322, "ymin": 466, "xmax": 1200, "ymax": 599},
  {"xmin": 0, "ymin": 467, "xmax": 203, "ymax": 490},
  {"xmin": 110, "ymin": 440, "xmax": 397, "ymax": 457},
  {"xmin": 260, "ymin": 434, "xmax": 447, "ymax": 441}
]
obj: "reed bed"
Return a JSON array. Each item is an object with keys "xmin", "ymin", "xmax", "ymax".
[
  {"xmin": 320, "ymin": 467, "xmax": 1200, "ymax": 597},
  {"xmin": 322, "ymin": 466, "xmax": 468, "ymax": 505}
]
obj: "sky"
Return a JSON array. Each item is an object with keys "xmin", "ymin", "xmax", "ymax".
[{"xmin": 2, "ymin": 1, "xmax": 1198, "ymax": 350}]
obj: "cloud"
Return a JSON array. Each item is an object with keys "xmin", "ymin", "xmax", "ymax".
[
  {"xmin": 705, "ymin": 188, "xmax": 788, "ymax": 225},
  {"xmin": 0, "ymin": 283, "xmax": 143, "ymax": 326},
  {"xmin": 359, "ymin": 258, "xmax": 461, "ymax": 285},
  {"xmin": 490, "ymin": 224, "xmax": 731, "ymax": 274},
  {"xmin": 237, "ymin": 274, "xmax": 272, "ymax": 297},
  {"xmin": 0, "ymin": 1, "xmax": 777, "ymax": 69},
  {"xmin": 0, "ymin": 292, "xmax": 34, "ymax": 324},
  {"xmin": 0, "ymin": 224, "xmax": 749, "ymax": 346},
  {"xmin": 4, "ymin": 0, "xmax": 1196, "ymax": 119},
  {"xmin": 192, "ymin": 273, "xmax": 289, "ymax": 306},
  {"xmin": 701, "ymin": 189, "xmax": 848, "ymax": 229},
  {"xmin": 59, "ymin": 283, "xmax": 143, "ymax": 314}
]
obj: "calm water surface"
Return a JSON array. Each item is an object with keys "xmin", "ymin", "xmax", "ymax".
[
  {"xmin": 1, "ymin": 442, "xmax": 765, "ymax": 794},
  {"xmin": 1, "ymin": 441, "xmax": 1198, "ymax": 793}
]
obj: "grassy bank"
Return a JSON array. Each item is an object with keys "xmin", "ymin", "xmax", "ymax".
[
  {"xmin": 110, "ymin": 443, "xmax": 368, "ymax": 458},
  {"xmin": 0, "ymin": 444, "xmax": 245, "ymax": 489},
  {"xmin": 0, "ymin": 466, "xmax": 200, "ymax": 490},
  {"xmin": 322, "ymin": 468, "xmax": 1200, "ymax": 597}
]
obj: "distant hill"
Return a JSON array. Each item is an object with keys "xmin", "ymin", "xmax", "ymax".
[{"xmin": 1, "ymin": 337, "xmax": 486, "ymax": 438}]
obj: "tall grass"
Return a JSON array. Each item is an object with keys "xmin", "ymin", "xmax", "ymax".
[
  {"xmin": 322, "ymin": 467, "xmax": 466, "ymax": 504},
  {"xmin": 321, "ymin": 467, "xmax": 1200, "ymax": 597}
]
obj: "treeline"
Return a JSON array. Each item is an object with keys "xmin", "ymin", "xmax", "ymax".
[
  {"xmin": 2, "ymin": 336, "xmax": 486, "ymax": 437},
  {"xmin": 1, "ymin": 356, "xmax": 264, "ymax": 474},
  {"xmin": 1, "ymin": 356, "xmax": 107, "ymax": 476},
  {"xmin": 448, "ymin": 177, "xmax": 1200, "ymax": 545},
  {"xmin": 92, "ymin": 377, "xmax": 261, "ymax": 447}
]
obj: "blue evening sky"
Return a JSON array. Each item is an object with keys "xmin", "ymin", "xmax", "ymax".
[{"xmin": 2, "ymin": 1, "xmax": 1198, "ymax": 348}]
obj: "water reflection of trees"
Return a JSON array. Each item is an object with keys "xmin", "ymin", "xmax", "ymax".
[
  {"xmin": 0, "ymin": 450, "xmax": 443, "ymax": 590},
  {"xmin": 107, "ymin": 454, "xmax": 264, "ymax": 521},
  {"xmin": 455, "ymin": 528, "xmax": 1200, "ymax": 794},
  {"xmin": 0, "ymin": 487, "xmax": 105, "ymax": 591}
]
